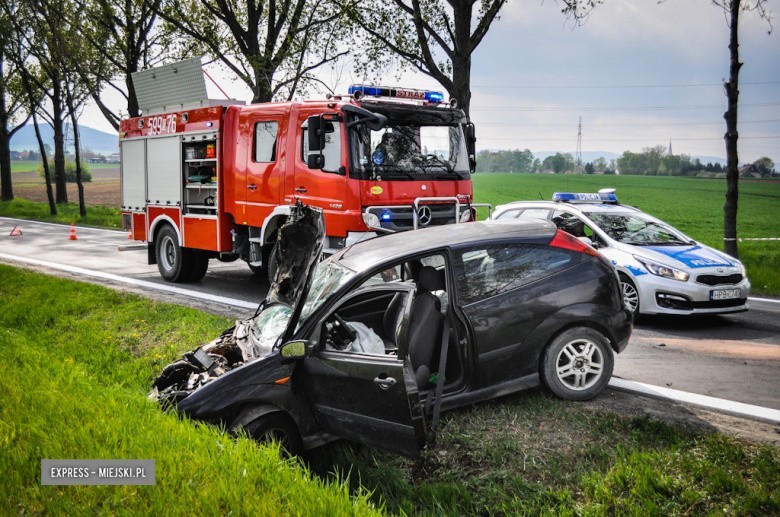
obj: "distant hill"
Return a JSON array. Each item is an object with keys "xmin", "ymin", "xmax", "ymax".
[{"xmin": 10, "ymin": 124, "xmax": 118, "ymax": 155}]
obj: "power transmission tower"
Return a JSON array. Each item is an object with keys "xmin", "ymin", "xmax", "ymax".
[{"xmin": 575, "ymin": 116, "xmax": 583, "ymax": 173}]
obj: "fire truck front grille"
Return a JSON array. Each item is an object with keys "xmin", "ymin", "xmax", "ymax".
[{"xmin": 366, "ymin": 204, "xmax": 458, "ymax": 232}]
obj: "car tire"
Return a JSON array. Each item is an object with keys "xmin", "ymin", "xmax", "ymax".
[
  {"xmin": 619, "ymin": 274, "xmax": 640, "ymax": 317},
  {"xmin": 155, "ymin": 225, "xmax": 189, "ymax": 283},
  {"xmin": 541, "ymin": 327, "xmax": 614, "ymax": 401},
  {"xmin": 244, "ymin": 413, "xmax": 303, "ymax": 457}
]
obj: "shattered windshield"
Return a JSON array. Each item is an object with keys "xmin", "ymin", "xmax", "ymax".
[
  {"xmin": 586, "ymin": 211, "xmax": 693, "ymax": 246},
  {"xmin": 296, "ymin": 260, "xmax": 355, "ymax": 330},
  {"xmin": 348, "ymin": 105, "xmax": 470, "ymax": 180},
  {"xmin": 250, "ymin": 260, "xmax": 355, "ymax": 349}
]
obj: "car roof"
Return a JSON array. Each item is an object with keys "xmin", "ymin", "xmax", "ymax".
[{"xmin": 334, "ymin": 219, "xmax": 557, "ymax": 272}]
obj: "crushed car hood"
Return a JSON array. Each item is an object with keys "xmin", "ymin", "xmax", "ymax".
[
  {"xmin": 265, "ymin": 202, "xmax": 325, "ymax": 310},
  {"xmin": 150, "ymin": 202, "xmax": 324, "ymax": 403}
]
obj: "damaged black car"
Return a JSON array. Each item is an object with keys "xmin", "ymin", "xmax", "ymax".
[{"xmin": 151, "ymin": 204, "xmax": 632, "ymax": 458}]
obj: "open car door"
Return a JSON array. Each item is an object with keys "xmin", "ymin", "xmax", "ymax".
[{"xmin": 301, "ymin": 284, "xmax": 426, "ymax": 458}]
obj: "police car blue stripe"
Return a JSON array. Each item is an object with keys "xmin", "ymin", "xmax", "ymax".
[{"xmin": 646, "ymin": 245, "xmax": 733, "ymax": 268}]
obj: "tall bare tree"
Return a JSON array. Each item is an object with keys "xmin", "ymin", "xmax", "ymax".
[
  {"xmin": 714, "ymin": 0, "xmax": 772, "ymax": 258},
  {"xmin": 156, "ymin": 0, "xmax": 349, "ymax": 103},
  {"xmin": 346, "ymin": 1, "xmax": 596, "ymax": 118},
  {"xmin": 77, "ymin": 0, "xmax": 166, "ymax": 129},
  {"xmin": 344, "ymin": 0, "xmax": 506, "ymax": 117},
  {"xmin": 6, "ymin": 0, "xmax": 73, "ymax": 203},
  {"xmin": 0, "ymin": 0, "xmax": 32, "ymax": 201}
]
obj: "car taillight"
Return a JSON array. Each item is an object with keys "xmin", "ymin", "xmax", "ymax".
[{"xmin": 549, "ymin": 229, "xmax": 599, "ymax": 257}]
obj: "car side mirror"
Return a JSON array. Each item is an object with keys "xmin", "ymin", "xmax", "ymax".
[
  {"xmin": 578, "ymin": 236, "xmax": 595, "ymax": 248},
  {"xmin": 279, "ymin": 340, "xmax": 308, "ymax": 362}
]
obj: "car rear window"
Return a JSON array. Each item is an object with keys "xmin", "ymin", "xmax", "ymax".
[{"xmin": 454, "ymin": 243, "xmax": 575, "ymax": 305}]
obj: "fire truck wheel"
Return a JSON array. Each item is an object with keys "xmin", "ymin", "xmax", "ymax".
[
  {"xmin": 248, "ymin": 263, "xmax": 266, "ymax": 276},
  {"xmin": 156, "ymin": 225, "xmax": 188, "ymax": 282},
  {"xmin": 267, "ymin": 243, "xmax": 279, "ymax": 284},
  {"xmin": 188, "ymin": 253, "xmax": 209, "ymax": 282}
]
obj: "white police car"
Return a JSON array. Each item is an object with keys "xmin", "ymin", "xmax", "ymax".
[{"xmin": 491, "ymin": 189, "xmax": 750, "ymax": 316}]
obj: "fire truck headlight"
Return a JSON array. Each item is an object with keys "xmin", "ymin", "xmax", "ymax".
[
  {"xmin": 460, "ymin": 209, "xmax": 472, "ymax": 223},
  {"xmin": 362, "ymin": 212, "xmax": 381, "ymax": 228}
]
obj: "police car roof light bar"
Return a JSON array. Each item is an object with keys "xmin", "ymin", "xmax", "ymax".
[
  {"xmin": 552, "ymin": 191, "xmax": 619, "ymax": 204},
  {"xmin": 348, "ymin": 84, "xmax": 444, "ymax": 104}
]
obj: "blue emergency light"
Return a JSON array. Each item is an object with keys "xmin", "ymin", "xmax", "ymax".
[
  {"xmin": 348, "ymin": 84, "xmax": 444, "ymax": 104},
  {"xmin": 552, "ymin": 190, "xmax": 618, "ymax": 204}
]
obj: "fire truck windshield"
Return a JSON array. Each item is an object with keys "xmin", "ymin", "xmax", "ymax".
[{"xmin": 348, "ymin": 103, "xmax": 470, "ymax": 181}]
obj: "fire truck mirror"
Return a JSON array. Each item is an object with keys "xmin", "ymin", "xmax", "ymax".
[
  {"xmin": 307, "ymin": 153, "xmax": 325, "ymax": 169},
  {"xmin": 465, "ymin": 122, "xmax": 477, "ymax": 173},
  {"xmin": 307, "ymin": 115, "xmax": 325, "ymax": 152}
]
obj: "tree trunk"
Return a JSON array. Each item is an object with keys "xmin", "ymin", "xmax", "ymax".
[
  {"xmin": 52, "ymin": 81, "xmax": 68, "ymax": 204},
  {"xmin": 451, "ymin": 1, "xmax": 473, "ymax": 118},
  {"xmin": 252, "ymin": 66, "xmax": 274, "ymax": 103},
  {"xmin": 723, "ymin": 0, "xmax": 741, "ymax": 258},
  {"xmin": 0, "ymin": 54, "xmax": 12, "ymax": 202},
  {"xmin": 33, "ymin": 112, "xmax": 57, "ymax": 215},
  {"xmin": 68, "ymin": 103, "xmax": 86, "ymax": 217}
]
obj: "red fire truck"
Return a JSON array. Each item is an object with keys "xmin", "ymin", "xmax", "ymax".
[{"xmin": 120, "ymin": 60, "xmax": 481, "ymax": 282}]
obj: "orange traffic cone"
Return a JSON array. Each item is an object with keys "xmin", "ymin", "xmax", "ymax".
[
  {"xmin": 68, "ymin": 224, "xmax": 78, "ymax": 240},
  {"xmin": 9, "ymin": 225, "xmax": 22, "ymax": 236}
]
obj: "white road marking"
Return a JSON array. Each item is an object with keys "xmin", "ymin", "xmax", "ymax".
[
  {"xmin": 609, "ymin": 377, "xmax": 780, "ymax": 423},
  {"xmin": 0, "ymin": 251, "xmax": 258, "ymax": 310},
  {"xmin": 750, "ymin": 296, "xmax": 780, "ymax": 305},
  {"xmin": 0, "ymin": 216, "xmax": 126, "ymax": 235}
]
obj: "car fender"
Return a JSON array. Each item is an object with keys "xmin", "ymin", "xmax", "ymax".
[
  {"xmin": 231, "ymin": 403, "xmax": 286, "ymax": 431},
  {"xmin": 524, "ymin": 303, "xmax": 628, "ymax": 364}
]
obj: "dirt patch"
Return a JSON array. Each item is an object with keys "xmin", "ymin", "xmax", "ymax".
[
  {"xmin": 588, "ymin": 388, "xmax": 780, "ymax": 446},
  {"xmin": 12, "ymin": 168, "xmax": 121, "ymax": 208}
]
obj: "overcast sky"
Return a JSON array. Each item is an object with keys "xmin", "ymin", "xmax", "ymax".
[{"xmin": 82, "ymin": 0, "xmax": 779, "ymax": 162}]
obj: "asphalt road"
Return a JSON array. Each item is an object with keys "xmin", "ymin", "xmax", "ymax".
[{"xmin": 1, "ymin": 217, "xmax": 778, "ymax": 410}]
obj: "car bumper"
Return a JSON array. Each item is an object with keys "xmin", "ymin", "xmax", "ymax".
[
  {"xmin": 611, "ymin": 308, "xmax": 632, "ymax": 353},
  {"xmin": 637, "ymin": 276, "xmax": 750, "ymax": 315}
]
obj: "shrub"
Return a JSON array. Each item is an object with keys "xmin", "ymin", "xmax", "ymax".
[{"xmin": 38, "ymin": 159, "xmax": 92, "ymax": 182}]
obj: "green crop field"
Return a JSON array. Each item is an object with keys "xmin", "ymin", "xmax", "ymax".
[{"xmin": 472, "ymin": 174, "xmax": 780, "ymax": 295}]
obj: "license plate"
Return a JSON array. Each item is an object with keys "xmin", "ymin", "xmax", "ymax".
[{"xmin": 710, "ymin": 289, "xmax": 740, "ymax": 301}]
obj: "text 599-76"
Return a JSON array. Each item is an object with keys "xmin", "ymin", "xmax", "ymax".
[{"xmin": 147, "ymin": 114, "xmax": 178, "ymax": 135}]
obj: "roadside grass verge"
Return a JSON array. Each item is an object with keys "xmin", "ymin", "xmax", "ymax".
[
  {"xmin": 324, "ymin": 395, "xmax": 779, "ymax": 515},
  {"xmin": 0, "ymin": 265, "xmax": 778, "ymax": 514},
  {"xmin": 0, "ymin": 198, "xmax": 121, "ymax": 229},
  {"xmin": 0, "ymin": 265, "xmax": 378, "ymax": 515}
]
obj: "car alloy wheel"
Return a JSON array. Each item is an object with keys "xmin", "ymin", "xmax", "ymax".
[
  {"xmin": 541, "ymin": 327, "xmax": 614, "ymax": 401},
  {"xmin": 620, "ymin": 275, "xmax": 640, "ymax": 315},
  {"xmin": 555, "ymin": 338, "xmax": 604, "ymax": 391}
]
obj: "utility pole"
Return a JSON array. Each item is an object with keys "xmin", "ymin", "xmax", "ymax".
[{"xmin": 575, "ymin": 116, "xmax": 583, "ymax": 173}]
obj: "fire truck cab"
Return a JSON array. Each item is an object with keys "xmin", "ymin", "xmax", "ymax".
[{"xmin": 120, "ymin": 59, "xmax": 481, "ymax": 283}]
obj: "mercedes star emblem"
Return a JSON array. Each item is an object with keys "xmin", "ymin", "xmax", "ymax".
[{"xmin": 417, "ymin": 205, "xmax": 432, "ymax": 226}]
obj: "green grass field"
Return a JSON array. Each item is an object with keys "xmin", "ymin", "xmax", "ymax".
[
  {"xmin": 0, "ymin": 198, "xmax": 122, "ymax": 229},
  {"xmin": 0, "ymin": 266, "xmax": 379, "ymax": 515},
  {"xmin": 472, "ymin": 174, "xmax": 780, "ymax": 295},
  {"xmin": 1, "ymin": 266, "xmax": 777, "ymax": 514}
]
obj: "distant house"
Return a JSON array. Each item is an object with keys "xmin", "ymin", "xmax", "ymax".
[
  {"xmin": 107, "ymin": 153, "xmax": 120, "ymax": 164},
  {"xmin": 10, "ymin": 151, "xmax": 21, "ymax": 160},
  {"xmin": 738, "ymin": 164, "xmax": 762, "ymax": 179}
]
